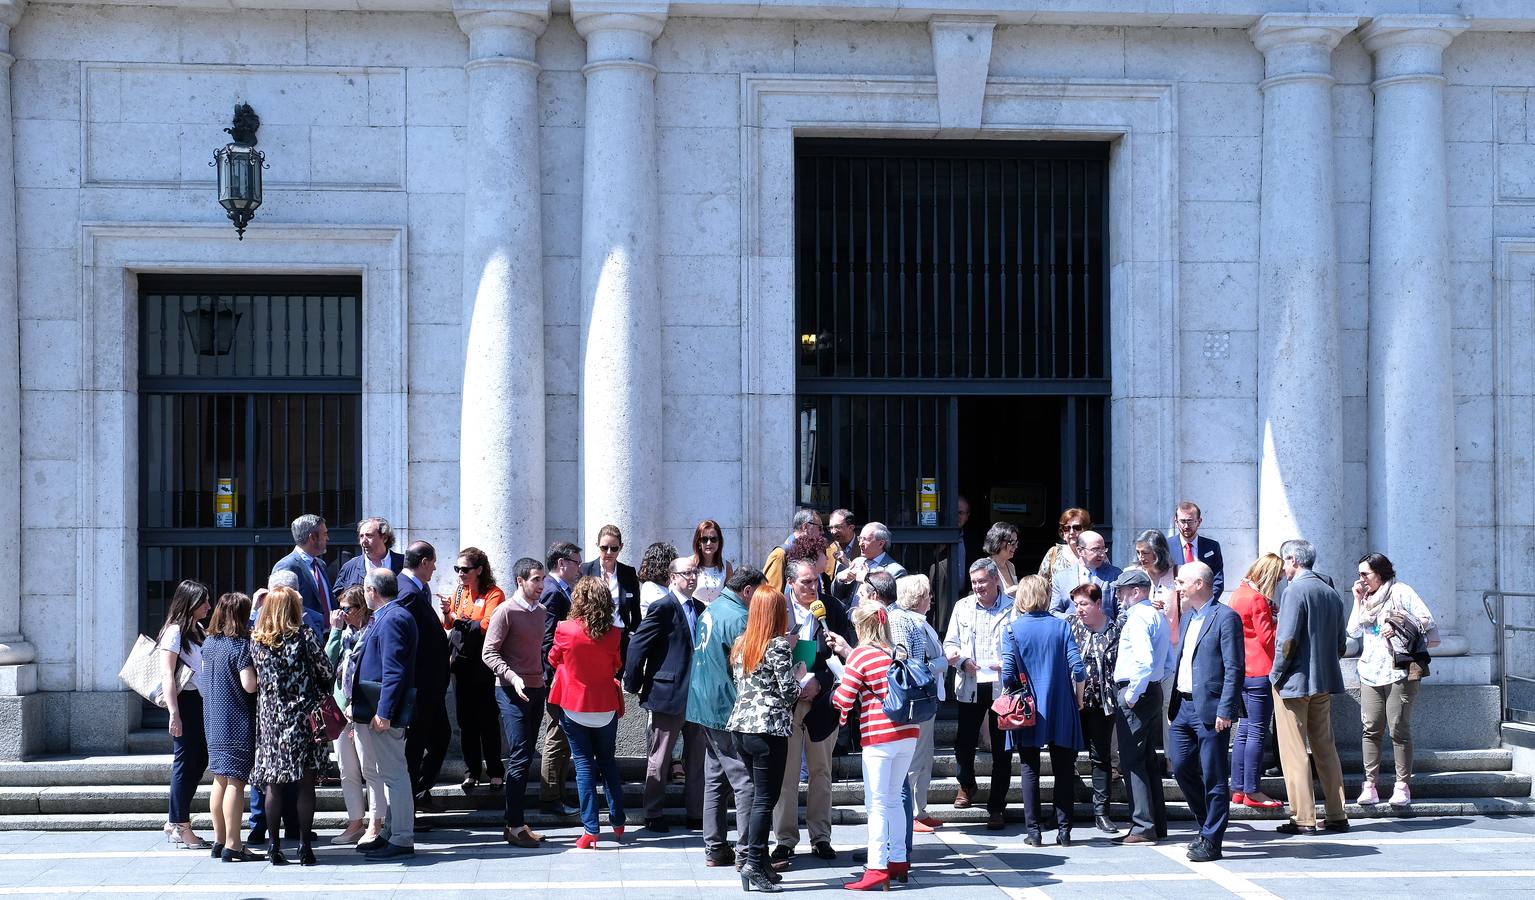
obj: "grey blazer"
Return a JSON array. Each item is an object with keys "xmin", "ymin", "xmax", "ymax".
[{"xmin": 1269, "ymin": 570, "xmax": 1348, "ymax": 698}]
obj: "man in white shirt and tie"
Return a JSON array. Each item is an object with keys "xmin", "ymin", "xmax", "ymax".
[{"xmin": 1170, "ymin": 501, "xmax": 1225, "ymax": 601}]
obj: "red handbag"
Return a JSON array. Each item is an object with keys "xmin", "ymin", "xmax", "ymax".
[
  {"xmin": 990, "ymin": 663, "xmax": 1038, "ymax": 730},
  {"xmin": 314, "ymin": 696, "xmax": 347, "ymax": 742}
]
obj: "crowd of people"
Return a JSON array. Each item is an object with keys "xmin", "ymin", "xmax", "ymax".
[{"xmin": 151, "ymin": 503, "xmax": 1438, "ymax": 886}]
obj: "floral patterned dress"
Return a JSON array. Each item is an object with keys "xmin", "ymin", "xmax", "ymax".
[{"xmin": 250, "ymin": 628, "xmax": 334, "ymax": 786}]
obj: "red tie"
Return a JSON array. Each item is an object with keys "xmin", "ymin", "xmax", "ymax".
[
  {"xmin": 312, "ymin": 559, "xmax": 330, "ymax": 615},
  {"xmin": 1184, "ymin": 542, "xmax": 1195, "ymax": 564}
]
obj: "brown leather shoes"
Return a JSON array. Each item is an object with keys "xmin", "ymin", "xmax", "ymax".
[
  {"xmin": 504, "ymin": 826, "xmax": 541, "ymax": 848},
  {"xmin": 953, "ymin": 788, "xmax": 973, "ymax": 809},
  {"xmin": 1119, "ymin": 833, "xmax": 1158, "ymax": 845},
  {"xmin": 986, "ymin": 813, "xmax": 1005, "ymax": 831}
]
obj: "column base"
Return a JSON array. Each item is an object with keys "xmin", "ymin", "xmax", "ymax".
[
  {"xmin": 66, "ymin": 691, "xmax": 140, "ymax": 754},
  {"xmin": 0, "ymin": 664, "xmax": 42, "ymax": 760}
]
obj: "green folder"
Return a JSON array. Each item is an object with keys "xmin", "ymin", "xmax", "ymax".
[{"xmin": 793, "ymin": 638, "xmax": 818, "ymax": 668}]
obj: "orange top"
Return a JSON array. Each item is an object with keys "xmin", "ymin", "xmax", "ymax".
[{"xmin": 443, "ymin": 584, "xmax": 506, "ymax": 631}]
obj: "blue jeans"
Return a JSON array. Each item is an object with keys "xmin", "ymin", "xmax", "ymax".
[
  {"xmin": 1229, "ymin": 675, "xmax": 1272, "ymax": 794},
  {"xmin": 496, "ymin": 685, "xmax": 547, "ymax": 829},
  {"xmin": 169, "ymin": 691, "xmax": 207, "ymax": 825},
  {"xmin": 560, "ymin": 711, "xmax": 624, "ymax": 836}
]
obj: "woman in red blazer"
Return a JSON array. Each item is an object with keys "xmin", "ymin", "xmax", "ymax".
[
  {"xmin": 547, "ymin": 576, "xmax": 625, "ymax": 848},
  {"xmin": 1228, "ymin": 553, "xmax": 1282, "ymax": 809}
]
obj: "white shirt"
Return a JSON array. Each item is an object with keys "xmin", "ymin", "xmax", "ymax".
[{"xmin": 1176, "ymin": 600, "xmax": 1213, "ymax": 694}]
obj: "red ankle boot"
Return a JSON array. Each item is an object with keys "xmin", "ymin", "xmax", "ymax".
[
  {"xmin": 844, "ymin": 869, "xmax": 889, "ymax": 891},
  {"xmin": 888, "ymin": 861, "xmax": 910, "ymax": 883}
]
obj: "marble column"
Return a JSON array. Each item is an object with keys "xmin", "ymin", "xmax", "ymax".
[
  {"xmin": 0, "ymin": 0, "xmax": 29, "ymax": 672},
  {"xmin": 1250, "ymin": 15, "xmax": 1358, "ymax": 577},
  {"xmin": 454, "ymin": 1, "xmax": 549, "ymax": 571},
  {"xmin": 1362, "ymin": 15, "xmax": 1470, "ymax": 654},
  {"xmin": 571, "ymin": 1, "xmax": 665, "ymax": 554}
]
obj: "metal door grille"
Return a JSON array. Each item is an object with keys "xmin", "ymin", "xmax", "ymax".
[
  {"xmin": 795, "ymin": 139, "xmax": 1109, "ymax": 387},
  {"xmin": 138, "ymin": 275, "xmax": 362, "ymax": 637}
]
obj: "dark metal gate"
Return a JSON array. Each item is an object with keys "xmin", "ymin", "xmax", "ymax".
[
  {"xmin": 795, "ymin": 139, "xmax": 1111, "ymax": 600},
  {"xmin": 138, "ymin": 275, "xmax": 363, "ymax": 637}
]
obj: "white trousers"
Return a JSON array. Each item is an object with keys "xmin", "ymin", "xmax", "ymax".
[
  {"xmin": 863, "ymin": 737, "xmax": 917, "ymax": 868},
  {"xmin": 335, "ymin": 721, "xmax": 384, "ymax": 822}
]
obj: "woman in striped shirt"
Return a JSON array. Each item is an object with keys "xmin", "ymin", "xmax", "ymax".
[{"xmin": 832, "ymin": 603, "xmax": 921, "ymax": 891}]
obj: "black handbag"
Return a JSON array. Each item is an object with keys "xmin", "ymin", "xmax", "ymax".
[{"xmin": 352, "ymin": 679, "xmax": 417, "ymax": 727}]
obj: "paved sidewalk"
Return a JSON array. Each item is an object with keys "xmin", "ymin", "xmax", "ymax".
[{"xmin": 0, "ymin": 814, "xmax": 1533, "ymax": 898}]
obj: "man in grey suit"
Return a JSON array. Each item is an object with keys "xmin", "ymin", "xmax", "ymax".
[{"xmin": 1270, "ymin": 538, "xmax": 1349, "ymax": 835}]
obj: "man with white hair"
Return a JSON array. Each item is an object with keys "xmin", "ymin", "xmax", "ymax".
[{"xmin": 1166, "ymin": 560, "xmax": 1244, "ymax": 862}]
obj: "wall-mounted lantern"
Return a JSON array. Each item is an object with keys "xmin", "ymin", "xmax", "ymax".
[{"xmin": 211, "ymin": 103, "xmax": 267, "ymax": 239}]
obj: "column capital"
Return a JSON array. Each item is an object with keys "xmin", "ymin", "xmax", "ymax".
[
  {"xmin": 1361, "ymin": 15, "xmax": 1468, "ymax": 87},
  {"xmin": 571, "ymin": 1, "xmax": 667, "ymax": 72},
  {"xmin": 1250, "ymin": 14, "xmax": 1360, "ymax": 89},
  {"xmin": 454, "ymin": 0, "xmax": 549, "ymax": 64},
  {"xmin": 0, "ymin": 1, "xmax": 24, "ymax": 31}
]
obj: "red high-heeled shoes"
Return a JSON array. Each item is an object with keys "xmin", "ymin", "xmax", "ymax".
[
  {"xmin": 1231, "ymin": 792, "xmax": 1246, "ymax": 805},
  {"xmin": 575, "ymin": 832, "xmax": 599, "ymax": 849},
  {"xmin": 844, "ymin": 869, "xmax": 889, "ymax": 892},
  {"xmin": 888, "ymin": 861, "xmax": 910, "ymax": 883},
  {"xmin": 1243, "ymin": 794, "xmax": 1283, "ymax": 809}
]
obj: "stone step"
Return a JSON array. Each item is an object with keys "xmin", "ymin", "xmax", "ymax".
[
  {"xmin": 6, "ymin": 793, "xmax": 1535, "ymax": 832},
  {"xmin": 2, "ymin": 769, "xmax": 1526, "ymax": 817},
  {"xmin": 0, "ymin": 747, "xmax": 1512, "ymax": 788}
]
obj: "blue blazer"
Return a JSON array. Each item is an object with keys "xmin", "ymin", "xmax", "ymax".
[
  {"xmin": 332, "ymin": 550, "xmax": 405, "ymax": 606},
  {"xmin": 1169, "ymin": 533, "xmax": 1225, "ymax": 602},
  {"xmin": 623, "ymin": 590, "xmax": 695, "ymax": 716},
  {"xmin": 1168, "ymin": 600, "xmax": 1246, "ymax": 726},
  {"xmin": 540, "ymin": 577, "xmax": 574, "ymax": 685},
  {"xmin": 1001, "ymin": 611, "xmax": 1085, "ymax": 751},
  {"xmin": 272, "ymin": 548, "xmax": 333, "ymax": 618},
  {"xmin": 354, "ymin": 599, "xmax": 418, "ymax": 723},
  {"xmin": 398, "ymin": 572, "xmax": 449, "ymax": 699}
]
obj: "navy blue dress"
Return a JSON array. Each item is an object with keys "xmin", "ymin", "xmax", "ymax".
[
  {"xmin": 200, "ymin": 635, "xmax": 256, "ymax": 781},
  {"xmin": 1001, "ymin": 611, "xmax": 1086, "ymax": 751}
]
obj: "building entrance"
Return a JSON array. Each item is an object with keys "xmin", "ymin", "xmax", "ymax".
[{"xmin": 794, "ymin": 139, "xmax": 1110, "ymax": 617}]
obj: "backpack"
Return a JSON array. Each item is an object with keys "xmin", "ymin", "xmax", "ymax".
[{"xmin": 882, "ymin": 645, "xmax": 939, "ymax": 724}]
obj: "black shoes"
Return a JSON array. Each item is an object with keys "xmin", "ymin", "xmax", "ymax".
[
  {"xmin": 356, "ymin": 836, "xmax": 389, "ymax": 853},
  {"xmin": 644, "ymin": 817, "xmax": 671, "ymax": 833},
  {"xmin": 1275, "ymin": 822, "xmax": 1318, "ymax": 835},
  {"xmin": 811, "ymin": 841, "xmax": 837, "ymax": 860},
  {"xmin": 1322, "ymin": 819, "xmax": 1350, "ymax": 833},
  {"xmin": 247, "ymin": 826, "xmax": 266, "ymax": 845},
  {"xmin": 540, "ymin": 800, "xmax": 580, "ymax": 817},
  {"xmin": 210, "ymin": 843, "xmax": 224, "ymax": 859},
  {"xmin": 415, "ymin": 793, "xmax": 446, "ymax": 814},
  {"xmin": 986, "ymin": 813, "xmax": 1006, "ymax": 831},
  {"xmin": 1095, "ymin": 815, "xmax": 1119, "ymax": 834},
  {"xmin": 1187, "ymin": 838, "xmax": 1222, "ymax": 862},
  {"xmin": 221, "ymin": 846, "xmax": 264, "ymax": 863},
  {"xmin": 740, "ymin": 864, "xmax": 783, "ymax": 893},
  {"xmin": 268, "ymin": 841, "xmax": 289, "ymax": 866},
  {"xmin": 1023, "ymin": 830, "xmax": 1043, "ymax": 847},
  {"xmin": 298, "ymin": 846, "xmax": 317, "ymax": 866},
  {"xmin": 706, "ymin": 847, "xmax": 738, "ymax": 867},
  {"xmin": 366, "ymin": 842, "xmax": 415, "ymax": 861},
  {"xmin": 769, "ymin": 845, "xmax": 794, "ymax": 865},
  {"xmin": 1056, "ymin": 828, "xmax": 1072, "ymax": 848}
]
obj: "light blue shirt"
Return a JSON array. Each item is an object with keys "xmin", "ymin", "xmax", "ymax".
[{"xmin": 1113, "ymin": 599, "xmax": 1173, "ymax": 707}]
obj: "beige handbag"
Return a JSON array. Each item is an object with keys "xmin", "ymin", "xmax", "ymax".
[{"xmin": 118, "ymin": 634, "xmax": 193, "ymax": 708}]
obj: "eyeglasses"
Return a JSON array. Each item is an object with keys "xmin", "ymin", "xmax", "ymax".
[
  {"xmin": 453, "ymin": 565, "xmax": 478, "ymax": 574},
  {"xmin": 674, "ymin": 569, "xmax": 699, "ymax": 578},
  {"xmin": 1176, "ymin": 518, "xmax": 1200, "ymax": 526},
  {"xmin": 699, "ymin": 536, "xmax": 720, "ymax": 544},
  {"xmin": 1357, "ymin": 571, "xmax": 1373, "ymax": 578},
  {"xmin": 339, "ymin": 605, "xmax": 357, "ymax": 612},
  {"xmin": 1062, "ymin": 524, "xmax": 1085, "ymax": 532},
  {"xmin": 599, "ymin": 545, "xmax": 621, "ymax": 553}
]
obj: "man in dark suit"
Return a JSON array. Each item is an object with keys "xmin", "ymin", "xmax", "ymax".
[
  {"xmin": 353, "ymin": 567, "xmax": 418, "ymax": 860},
  {"xmin": 1170, "ymin": 500, "xmax": 1225, "ymax": 602},
  {"xmin": 538, "ymin": 541, "xmax": 582, "ymax": 817},
  {"xmin": 623, "ymin": 556, "xmax": 705, "ymax": 831},
  {"xmin": 396, "ymin": 541, "xmax": 451, "ymax": 814},
  {"xmin": 1271, "ymin": 538, "xmax": 1349, "ymax": 835},
  {"xmin": 1166, "ymin": 560, "xmax": 1244, "ymax": 862},
  {"xmin": 580, "ymin": 525, "xmax": 642, "ymax": 652},
  {"xmin": 332, "ymin": 516, "xmax": 405, "ymax": 604},
  {"xmin": 270, "ymin": 513, "xmax": 334, "ymax": 621}
]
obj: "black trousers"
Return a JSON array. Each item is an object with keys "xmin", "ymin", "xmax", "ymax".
[
  {"xmin": 406, "ymin": 689, "xmax": 451, "ymax": 797},
  {"xmin": 1079, "ymin": 707, "xmax": 1116, "ymax": 815},
  {"xmin": 1017, "ymin": 744, "xmax": 1079, "ymax": 832},
  {"xmin": 1115, "ymin": 683, "xmax": 1168, "ymax": 839},
  {"xmin": 453, "ymin": 668, "xmax": 505, "ymax": 781},
  {"xmin": 955, "ymin": 684, "xmax": 1012, "ymax": 813},
  {"xmin": 735, "ymin": 731, "xmax": 788, "ymax": 870}
]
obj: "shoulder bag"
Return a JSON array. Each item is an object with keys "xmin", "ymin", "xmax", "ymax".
[
  {"xmin": 119, "ymin": 634, "xmax": 194, "ymax": 709},
  {"xmin": 881, "ymin": 645, "xmax": 938, "ymax": 725},
  {"xmin": 990, "ymin": 651, "xmax": 1038, "ymax": 730}
]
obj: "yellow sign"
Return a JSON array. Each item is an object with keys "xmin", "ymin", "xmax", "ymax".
[
  {"xmin": 214, "ymin": 478, "xmax": 238, "ymax": 528},
  {"xmin": 918, "ymin": 478, "xmax": 938, "ymax": 526}
]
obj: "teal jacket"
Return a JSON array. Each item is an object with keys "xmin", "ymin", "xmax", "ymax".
[{"xmin": 686, "ymin": 587, "xmax": 750, "ymax": 730}]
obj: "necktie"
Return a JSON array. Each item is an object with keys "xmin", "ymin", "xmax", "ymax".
[
  {"xmin": 311, "ymin": 559, "xmax": 330, "ymax": 616},
  {"xmin": 1184, "ymin": 542, "xmax": 1194, "ymax": 564}
]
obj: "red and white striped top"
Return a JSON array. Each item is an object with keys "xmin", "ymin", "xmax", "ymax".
[{"xmin": 832, "ymin": 646, "xmax": 922, "ymax": 746}]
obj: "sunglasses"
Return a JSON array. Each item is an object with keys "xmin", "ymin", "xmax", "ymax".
[
  {"xmin": 339, "ymin": 605, "xmax": 358, "ymax": 612},
  {"xmin": 453, "ymin": 565, "xmax": 479, "ymax": 574},
  {"xmin": 599, "ymin": 545, "xmax": 621, "ymax": 553},
  {"xmin": 699, "ymin": 536, "xmax": 720, "ymax": 544},
  {"xmin": 1062, "ymin": 524, "xmax": 1085, "ymax": 532}
]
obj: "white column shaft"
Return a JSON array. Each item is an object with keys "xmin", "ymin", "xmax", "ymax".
[
  {"xmin": 575, "ymin": 7, "xmax": 665, "ymax": 554},
  {"xmin": 1364, "ymin": 16, "xmax": 1468, "ymax": 647},
  {"xmin": 457, "ymin": 6, "xmax": 549, "ymax": 571},
  {"xmin": 0, "ymin": 9, "xmax": 30, "ymax": 666},
  {"xmin": 1252, "ymin": 16, "xmax": 1356, "ymax": 576}
]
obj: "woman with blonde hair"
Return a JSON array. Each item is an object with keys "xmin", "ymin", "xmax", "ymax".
[
  {"xmin": 249, "ymin": 585, "xmax": 334, "ymax": 866},
  {"xmin": 833, "ymin": 602, "xmax": 921, "ymax": 891},
  {"xmin": 726, "ymin": 586, "xmax": 802, "ymax": 893},
  {"xmin": 895, "ymin": 575, "xmax": 946, "ymax": 833},
  {"xmin": 1228, "ymin": 553, "xmax": 1283, "ymax": 808},
  {"xmin": 1001, "ymin": 575, "xmax": 1085, "ymax": 847},
  {"xmin": 547, "ymin": 576, "xmax": 626, "ymax": 848}
]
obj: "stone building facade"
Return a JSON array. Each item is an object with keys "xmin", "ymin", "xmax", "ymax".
[{"xmin": 0, "ymin": 0, "xmax": 1530, "ymax": 756}]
